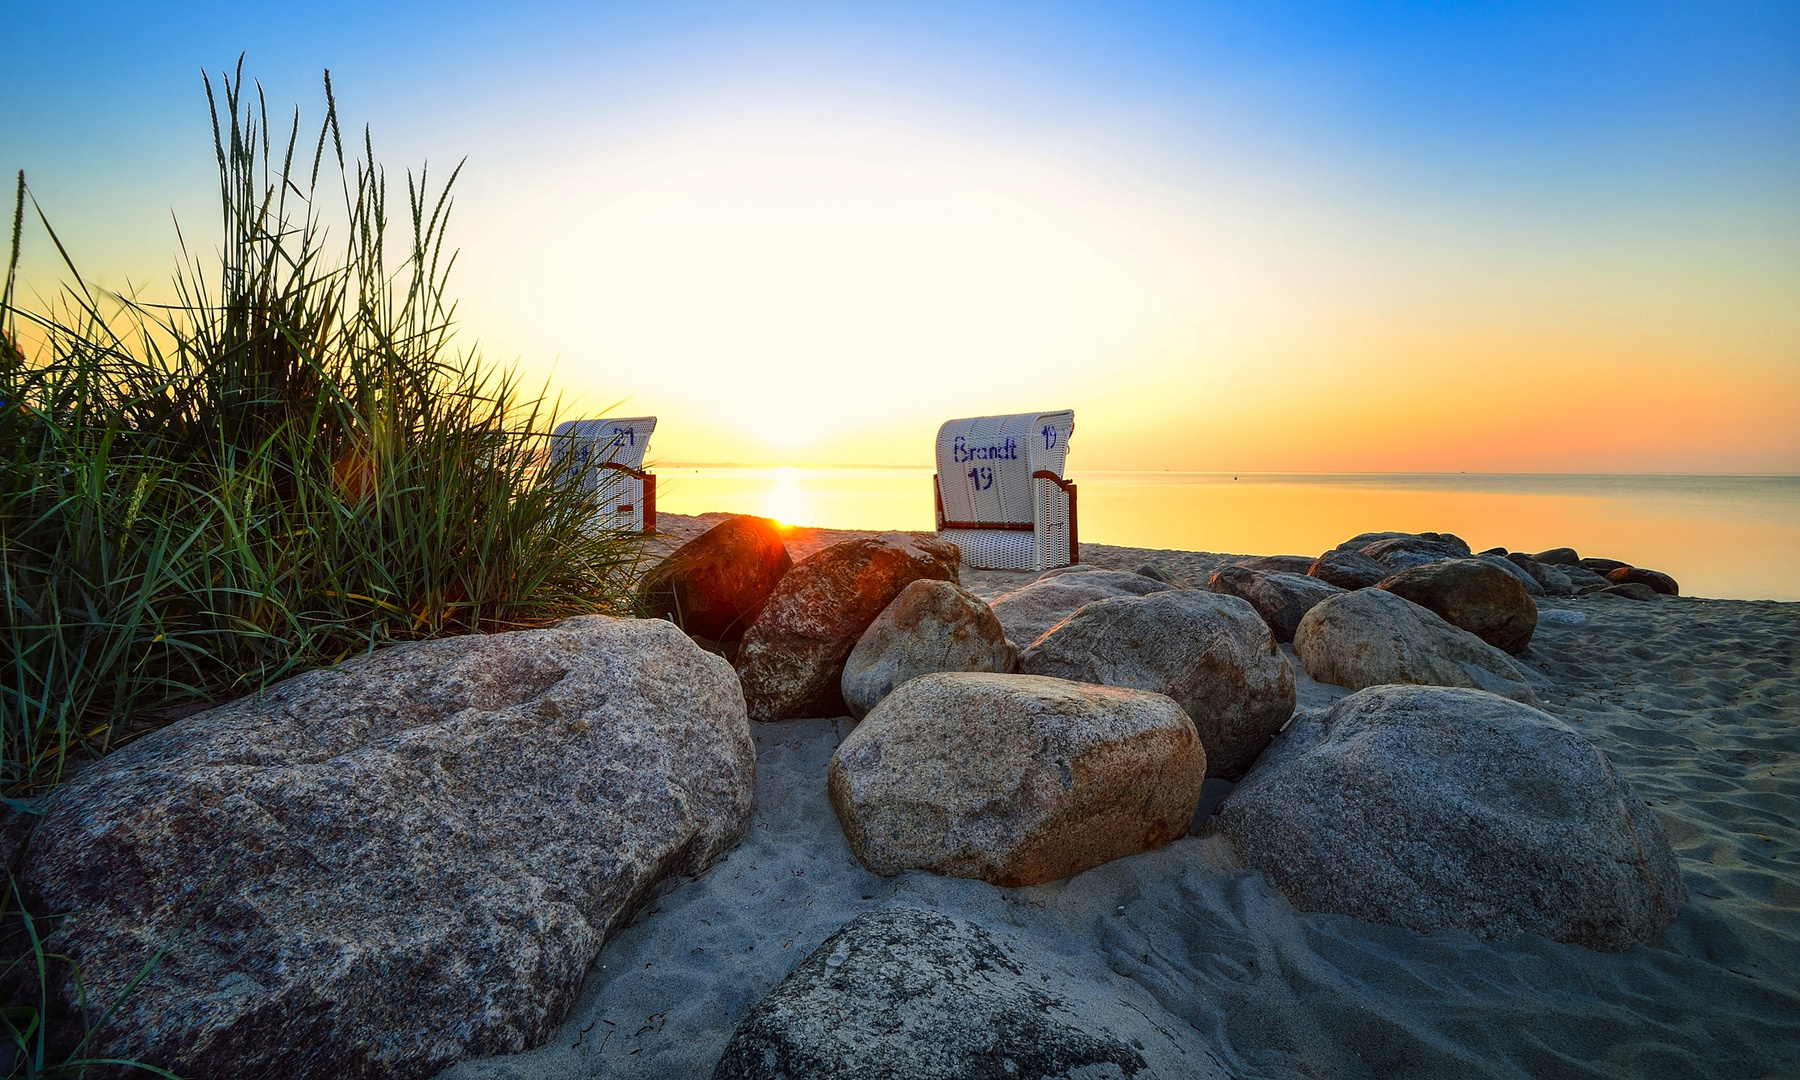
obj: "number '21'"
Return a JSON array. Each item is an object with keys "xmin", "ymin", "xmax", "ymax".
[{"xmin": 967, "ymin": 466, "xmax": 994, "ymax": 491}]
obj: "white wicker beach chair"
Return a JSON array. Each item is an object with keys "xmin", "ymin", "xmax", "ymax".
[
  {"xmin": 549, "ymin": 416, "xmax": 658, "ymax": 533},
  {"xmin": 933, "ymin": 410, "xmax": 1077, "ymax": 571}
]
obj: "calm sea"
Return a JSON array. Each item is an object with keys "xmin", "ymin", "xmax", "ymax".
[{"xmin": 652, "ymin": 469, "xmax": 1800, "ymax": 602}]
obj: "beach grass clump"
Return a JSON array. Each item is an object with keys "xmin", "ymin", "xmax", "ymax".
[{"xmin": 0, "ymin": 62, "xmax": 641, "ymax": 797}]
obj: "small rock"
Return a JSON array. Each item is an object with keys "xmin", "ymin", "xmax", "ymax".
[
  {"xmin": 736, "ymin": 533, "xmax": 960, "ymax": 721},
  {"xmin": 1379, "ymin": 558, "xmax": 1538, "ymax": 654},
  {"xmin": 1133, "ymin": 563, "xmax": 1171, "ymax": 582},
  {"xmin": 1309, "ymin": 548, "xmax": 1390, "ymax": 590},
  {"xmin": 1477, "ymin": 546, "xmax": 1507, "ymax": 556},
  {"xmin": 1607, "ymin": 566, "xmax": 1679, "ymax": 596},
  {"xmin": 1017, "ymin": 590, "xmax": 1295, "ymax": 780},
  {"xmin": 828, "ymin": 673, "xmax": 1205, "ymax": 885},
  {"xmin": 21, "ymin": 618, "xmax": 756, "ymax": 1079},
  {"xmin": 636, "ymin": 515, "xmax": 793, "ymax": 641},
  {"xmin": 1292, "ymin": 588, "xmax": 1538, "ymax": 704},
  {"xmin": 1212, "ymin": 685, "xmax": 1686, "ymax": 951},
  {"xmin": 840, "ymin": 579, "xmax": 1015, "ymax": 720},
  {"xmin": 988, "ymin": 570, "xmax": 1175, "ymax": 650},
  {"xmin": 1539, "ymin": 608, "xmax": 1588, "ymax": 626},
  {"xmin": 1207, "ymin": 565, "xmax": 1346, "ymax": 643},
  {"xmin": 1597, "ymin": 582, "xmax": 1661, "ymax": 602},
  {"xmin": 1539, "ymin": 565, "xmax": 1576, "ymax": 597},
  {"xmin": 1532, "ymin": 547, "xmax": 1581, "ymax": 566},
  {"xmin": 711, "ymin": 909, "xmax": 1221, "ymax": 1080}
]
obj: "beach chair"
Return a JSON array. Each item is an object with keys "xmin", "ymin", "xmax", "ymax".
[
  {"xmin": 549, "ymin": 416, "xmax": 658, "ymax": 533},
  {"xmin": 933, "ymin": 410, "xmax": 1077, "ymax": 571}
]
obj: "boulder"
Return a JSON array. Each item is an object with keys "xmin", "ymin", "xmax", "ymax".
[
  {"xmin": 1533, "ymin": 547, "xmax": 1581, "ymax": 566},
  {"xmin": 1226, "ymin": 554, "xmax": 1319, "ymax": 576},
  {"xmin": 1580, "ymin": 557, "xmax": 1632, "ymax": 575},
  {"xmin": 828, "ymin": 673, "xmax": 1204, "ymax": 885},
  {"xmin": 1560, "ymin": 562, "xmax": 1612, "ymax": 590},
  {"xmin": 1016, "ymin": 590, "xmax": 1295, "ymax": 780},
  {"xmin": 1379, "ymin": 558, "xmax": 1538, "ymax": 654},
  {"xmin": 1477, "ymin": 546, "xmax": 1507, "ymax": 556},
  {"xmin": 1540, "ymin": 565, "xmax": 1576, "ymax": 597},
  {"xmin": 1608, "ymin": 566, "xmax": 1679, "ymax": 596},
  {"xmin": 1480, "ymin": 552, "xmax": 1545, "ymax": 597},
  {"xmin": 1309, "ymin": 548, "xmax": 1390, "ymax": 590},
  {"xmin": 1337, "ymin": 530, "xmax": 1470, "ymax": 553},
  {"xmin": 840, "ymin": 579, "xmax": 1015, "ymax": 720},
  {"xmin": 712, "ymin": 909, "xmax": 1222, "ymax": 1080},
  {"xmin": 736, "ymin": 533, "xmax": 960, "ymax": 721},
  {"xmin": 1361, "ymin": 536, "xmax": 1472, "ymax": 572},
  {"xmin": 987, "ymin": 569, "xmax": 1175, "ymax": 650},
  {"xmin": 1206, "ymin": 565, "xmax": 1346, "ymax": 643},
  {"xmin": 1597, "ymin": 582, "xmax": 1661, "ymax": 602},
  {"xmin": 1292, "ymin": 588, "xmax": 1539, "ymax": 705},
  {"xmin": 636, "ymin": 515, "xmax": 793, "ymax": 641},
  {"xmin": 20, "ymin": 618, "xmax": 756, "ymax": 1080},
  {"xmin": 1212, "ymin": 685, "xmax": 1686, "ymax": 951}
]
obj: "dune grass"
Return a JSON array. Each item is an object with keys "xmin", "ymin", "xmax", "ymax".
[{"xmin": 0, "ymin": 61, "xmax": 642, "ymax": 799}]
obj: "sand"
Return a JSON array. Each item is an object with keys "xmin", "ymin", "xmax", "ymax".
[{"xmin": 443, "ymin": 518, "xmax": 1800, "ymax": 1079}]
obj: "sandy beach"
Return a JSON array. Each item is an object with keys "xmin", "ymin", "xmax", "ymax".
[{"xmin": 434, "ymin": 515, "xmax": 1800, "ymax": 1080}]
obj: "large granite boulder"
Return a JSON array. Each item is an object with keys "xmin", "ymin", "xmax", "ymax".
[
  {"xmin": 1360, "ymin": 535, "xmax": 1472, "ymax": 573},
  {"xmin": 20, "ymin": 618, "xmax": 756, "ymax": 1080},
  {"xmin": 1207, "ymin": 565, "xmax": 1345, "ymax": 643},
  {"xmin": 1212, "ymin": 685, "xmax": 1686, "ymax": 951},
  {"xmin": 736, "ymin": 533, "xmax": 959, "ymax": 721},
  {"xmin": 1016, "ymin": 590, "xmax": 1295, "ymax": 780},
  {"xmin": 1608, "ymin": 566, "xmax": 1680, "ymax": 595},
  {"xmin": 1309, "ymin": 548, "xmax": 1390, "ymax": 590},
  {"xmin": 987, "ymin": 569, "xmax": 1175, "ymax": 649},
  {"xmin": 636, "ymin": 515, "xmax": 793, "ymax": 642},
  {"xmin": 1379, "ymin": 557, "xmax": 1538, "ymax": 654},
  {"xmin": 840, "ymin": 579, "xmax": 1014, "ymax": 720},
  {"xmin": 1339, "ymin": 530, "xmax": 1471, "ymax": 555},
  {"xmin": 1292, "ymin": 588, "xmax": 1538, "ymax": 705},
  {"xmin": 712, "ymin": 909, "xmax": 1223, "ymax": 1080},
  {"xmin": 828, "ymin": 673, "xmax": 1204, "ymax": 886},
  {"xmin": 1226, "ymin": 554, "xmax": 1319, "ymax": 576}
]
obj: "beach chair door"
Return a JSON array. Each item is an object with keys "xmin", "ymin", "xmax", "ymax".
[
  {"xmin": 550, "ymin": 416, "xmax": 658, "ymax": 532},
  {"xmin": 934, "ymin": 410, "xmax": 1074, "ymax": 570}
]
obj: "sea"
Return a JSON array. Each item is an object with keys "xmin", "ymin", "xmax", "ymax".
[{"xmin": 650, "ymin": 469, "xmax": 1800, "ymax": 602}]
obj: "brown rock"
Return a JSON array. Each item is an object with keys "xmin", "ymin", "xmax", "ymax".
[
  {"xmin": 1380, "ymin": 557, "xmax": 1538, "ymax": 654},
  {"xmin": 19, "ymin": 617, "xmax": 755, "ymax": 1080},
  {"xmin": 1532, "ymin": 547, "xmax": 1581, "ymax": 566},
  {"xmin": 827, "ymin": 673, "xmax": 1205, "ymax": 886},
  {"xmin": 1580, "ymin": 557, "xmax": 1632, "ymax": 575},
  {"xmin": 1607, "ymin": 566, "xmax": 1679, "ymax": 595},
  {"xmin": 1597, "ymin": 581, "xmax": 1661, "ymax": 602},
  {"xmin": 1309, "ymin": 548, "xmax": 1391, "ymax": 590},
  {"xmin": 1207, "ymin": 565, "xmax": 1346, "ymax": 643},
  {"xmin": 636, "ymin": 515, "xmax": 793, "ymax": 641},
  {"xmin": 735, "ymin": 533, "xmax": 960, "ymax": 721}
]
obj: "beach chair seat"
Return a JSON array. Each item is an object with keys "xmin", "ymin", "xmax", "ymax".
[
  {"xmin": 549, "ymin": 416, "xmax": 658, "ymax": 533},
  {"xmin": 933, "ymin": 410, "xmax": 1076, "ymax": 571}
]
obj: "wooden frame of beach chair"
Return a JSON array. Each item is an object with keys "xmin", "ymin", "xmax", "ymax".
[
  {"xmin": 548, "ymin": 416, "xmax": 659, "ymax": 533},
  {"xmin": 933, "ymin": 410, "xmax": 1077, "ymax": 571}
]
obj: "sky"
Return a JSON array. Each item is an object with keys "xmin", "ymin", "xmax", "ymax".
[{"xmin": 5, "ymin": 2, "xmax": 1797, "ymax": 472}]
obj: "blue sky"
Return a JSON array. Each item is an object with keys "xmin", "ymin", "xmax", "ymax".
[{"xmin": 5, "ymin": 2, "xmax": 1797, "ymax": 469}]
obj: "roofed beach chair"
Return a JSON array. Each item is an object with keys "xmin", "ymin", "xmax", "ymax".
[
  {"xmin": 933, "ymin": 410, "xmax": 1077, "ymax": 571},
  {"xmin": 549, "ymin": 416, "xmax": 658, "ymax": 533}
]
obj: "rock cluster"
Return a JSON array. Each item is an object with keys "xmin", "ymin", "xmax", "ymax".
[{"xmin": 735, "ymin": 532, "xmax": 960, "ymax": 720}]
